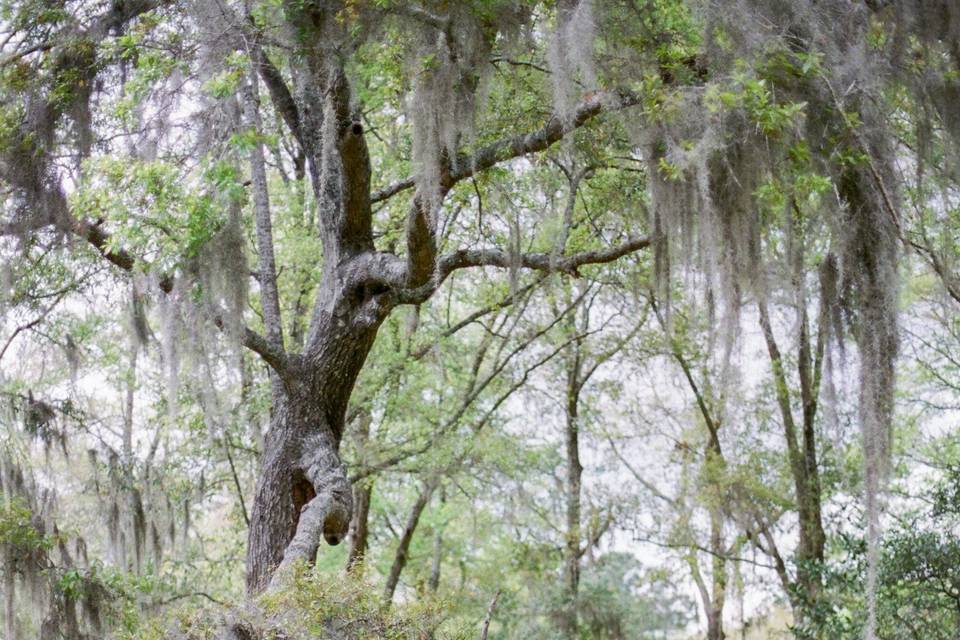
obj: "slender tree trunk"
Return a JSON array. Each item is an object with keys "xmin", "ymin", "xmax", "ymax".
[
  {"xmin": 707, "ymin": 506, "xmax": 727, "ymax": 640},
  {"xmin": 562, "ymin": 370, "xmax": 583, "ymax": 639},
  {"xmin": 796, "ymin": 307, "xmax": 826, "ymax": 606},
  {"xmin": 122, "ymin": 338, "xmax": 144, "ymax": 575},
  {"xmin": 689, "ymin": 550, "xmax": 725, "ymax": 640},
  {"xmin": 757, "ymin": 300, "xmax": 826, "ymax": 616},
  {"xmin": 706, "ymin": 611, "xmax": 725, "ymax": 640},
  {"xmin": 427, "ymin": 527, "xmax": 442, "ymax": 593},
  {"xmin": 4, "ymin": 548, "xmax": 15, "ymax": 640},
  {"xmin": 427, "ymin": 487, "xmax": 445, "ymax": 593},
  {"xmin": 347, "ymin": 479, "xmax": 372, "ymax": 570},
  {"xmin": 383, "ymin": 481, "xmax": 437, "ymax": 605},
  {"xmin": 347, "ymin": 411, "xmax": 373, "ymax": 570}
]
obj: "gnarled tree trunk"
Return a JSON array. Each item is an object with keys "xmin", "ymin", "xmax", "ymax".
[{"xmin": 245, "ymin": 269, "xmax": 392, "ymax": 592}]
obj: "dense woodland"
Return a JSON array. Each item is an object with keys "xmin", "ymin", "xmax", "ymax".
[{"xmin": 0, "ymin": 0, "xmax": 958, "ymax": 638}]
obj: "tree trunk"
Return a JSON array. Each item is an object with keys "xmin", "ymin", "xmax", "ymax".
[
  {"xmin": 347, "ymin": 479, "xmax": 372, "ymax": 570},
  {"xmin": 245, "ymin": 275, "xmax": 390, "ymax": 593},
  {"xmin": 707, "ymin": 507, "xmax": 727, "ymax": 640},
  {"xmin": 795, "ymin": 435, "xmax": 825, "ymax": 606},
  {"xmin": 234, "ymin": 6, "xmax": 650, "ymax": 594},
  {"xmin": 347, "ymin": 411, "xmax": 373, "ymax": 571},
  {"xmin": 383, "ymin": 481, "xmax": 437, "ymax": 605},
  {"xmin": 562, "ymin": 375, "xmax": 583, "ymax": 639},
  {"xmin": 706, "ymin": 611, "xmax": 725, "ymax": 640},
  {"xmin": 796, "ymin": 305, "xmax": 826, "ymax": 607},
  {"xmin": 427, "ymin": 487, "xmax": 445, "ymax": 593},
  {"xmin": 4, "ymin": 549, "xmax": 15, "ymax": 640}
]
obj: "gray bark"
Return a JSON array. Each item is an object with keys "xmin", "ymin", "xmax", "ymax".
[
  {"xmin": 4, "ymin": 549, "xmax": 15, "ymax": 640},
  {"xmin": 241, "ymin": 71, "xmax": 284, "ymax": 354},
  {"xmin": 347, "ymin": 411, "xmax": 373, "ymax": 570},
  {"xmin": 427, "ymin": 488, "xmax": 445, "ymax": 593}
]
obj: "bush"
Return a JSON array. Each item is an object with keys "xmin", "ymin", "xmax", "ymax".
[{"xmin": 117, "ymin": 563, "xmax": 469, "ymax": 640}]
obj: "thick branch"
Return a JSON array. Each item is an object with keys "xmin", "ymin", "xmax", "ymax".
[
  {"xmin": 250, "ymin": 46, "xmax": 303, "ymax": 148},
  {"xmin": 394, "ymin": 91, "xmax": 638, "ymax": 288},
  {"xmin": 405, "ymin": 196, "xmax": 437, "ymax": 287},
  {"xmin": 241, "ymin": 325, "xmax": 290, "ymax": 375},
  {"xmin": 269, "ymin": 431, "xmax": 352, "ymax": 589}
]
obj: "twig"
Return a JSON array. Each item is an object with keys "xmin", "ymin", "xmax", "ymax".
[
  {"xmin": 0, "ymin": 288, "xmax": 71, "ymax": 363},
  {"xmin": 156, "ymin": 591, "xmax": 229, "ymax": 607}
]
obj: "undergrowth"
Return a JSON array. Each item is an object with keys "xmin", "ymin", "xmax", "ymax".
[{"xmin": 118, "ymin": 563, "xmax": 469, "ymax": 640}]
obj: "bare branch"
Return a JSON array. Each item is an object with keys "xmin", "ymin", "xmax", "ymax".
[{"xmin": 0, "ymin": 288, "xmax": 70, "ymax": 363}]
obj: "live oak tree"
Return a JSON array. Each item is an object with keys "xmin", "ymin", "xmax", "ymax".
[{"xmin": 0, "ymin": 0, "xmax": 650, "ymax": 595}]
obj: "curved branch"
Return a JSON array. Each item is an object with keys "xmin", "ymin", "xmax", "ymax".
[
  {"xmin": 442, "ymin": 234, "xmax": 650, "ymax": 275},
  {"xmin": 0, "ymin": 288, "xmax": 70, "ymax": 363},
  {"xmin": 250, "ymin": 46, "xmax": 303, "ymax": 148},
  {"xmin": 269, "ymin": 432, "xmax": 352, "ymax": 589},
  {"xmin": 372, "ymin": 90, "xmax": 640, "ymax": 204},
  {"xmin": 394, "ymin": 234, "xmax": 649, "ymax": 305}
]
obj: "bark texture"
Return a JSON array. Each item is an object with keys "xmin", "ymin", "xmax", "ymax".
[
  {"xmin": 346, "ymin": 479, "xmax": 372, "ymax": 570},
  {"xmin": 245, "ymin": 286, "xmax": 388, "ymax": 592}
]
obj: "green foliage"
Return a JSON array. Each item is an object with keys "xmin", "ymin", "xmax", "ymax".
[
  {"xmin": 0, "ymin": 500, "xmax": 50, "ymax": 553},
  {"xmin": 261, "ymin": 565, "xmax": 467, "ymax": 639},
  {"xmin": 794, "ymin": 453, "xmax": 960, "ymax": 639},
  {"xmin": 122, "ymin": 565, "xmax": 468, "ymax": 640},
  {"xmin": 202, "ymin": 52, "xmax": 248, "ymax": 100}
]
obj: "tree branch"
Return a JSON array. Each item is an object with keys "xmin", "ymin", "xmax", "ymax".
[
  {"xmin": 372, "ymin": 90, "xmax": 639, "ymax": 204},
  {"xmin": 394, "ymin": 234, "xmax": 649, "ymax": 305},
  {"xmin": 241, "ymin": 72, "xmax": 285, "ymax": 351},
  {"xmin": 480, "ymin": 589, "xmax": 502, "ymax": 640},
  {"xmin": 444, "ymin": 234, "xmax": 650, "ymax": 275},
  {"xmin": 250, "ymin": 45, "xmax": 303, "ymax": 149},
  {"xmin": 0, "ymin": 288, "xmax": 70, "ymax": 364}
]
